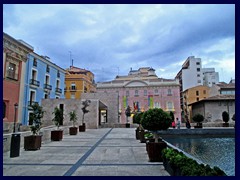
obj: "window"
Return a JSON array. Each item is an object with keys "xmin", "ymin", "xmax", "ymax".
[
  {"xmin": 167, "ymin": 89, "xmax": 172, "ymax": 96},
  {"xmin": 33, "ymin": 58, "xmax": 37, "ymax": 67},
  {"xmin": 126, "ymin": 91, "xmax": 129, "ymax": 96},
  {"xmin": 196, "ymin": 62, "xmax": 200, "ymax": 65},
  {"xmin": 203, "ymin": 90, "xmax": 206, "ymax": 94},
  {"xmin": 57, "ymin": 70, "xmax": 60, "ymax": 78},
  {"xmin": 56, "ymin": 80, "xmax": 60, "ymax": 88},
  {"xmin": 71, "ymin": 82, "xmax": 76, "ymax": 90},
  {"xmin": 167, "ymin": 102, "xmax": 173, "ymax": 110},
  {"xmin": 71, "ymin": 93, "xmax": 75, "ymax": 99},
  {"xmin": 46, "ymin": 65, "xmax": 50, "ymax": 73},
  {"xmin": 197, "ymin": 68, "xmax": 200, "ymax": 72},
  {"xmin": 196, "ymin": 97, "xmax": 199, "ymax": 101},
  {"xmin": 197, "ymin": 74, "xmax": 200, "ymax": 77},
  {"xmin": 45, "ymin": 75, "xmax": 50, "ymax": 84},
  {"xmin": 29, "ymin": 90, "xmax": 36, "ymax": 106},
  {"xmin": 154, "ymin": 89, "xmax": 158, "ymax": 95},
  {"xmin": 144, "ymin": 90, "xmax": 147, "ymax": 96},
  {"xmin": 154, "ymin": 102, "xmax": 160, "ymax": 108},
  {"xmin": 7, "ymin": 63, "xmax": 16, "ymax": 79},
  {"xmin": 135, "ymin": 90, "xmax": 138, "ymax": 96},
  {"xmin": 29, "ymin": 113, "xmax": 34, "ymax": 125},
  {"xmin": 198, "ymin": 80, "xmax": 201, "ymax": 83},
  {"xmin": 44, "ymin": 94, "xmax": 48, "ymax": 99},
  {"xmin": 196, "ymin": 91, "xmax": 199, "ymax": 96}
]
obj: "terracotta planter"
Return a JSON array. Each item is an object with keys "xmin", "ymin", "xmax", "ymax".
[
  {"xmin": 51, "ymin": 130, "xmax": 63, "ymax": 141},
  {"xmin": 79, "ymin": 123, "xmax": 86, "ymax": 132},
  {"xmin": 69, "ymin": 127, "xmax": 78, "ymax": 135},
  {"xmin": 24, "ymin": 135, "xmax": 42, "ymax": 150},
  {"xmin": 146, "ymin": 141, "xmax": 167, "ymax": 162}
]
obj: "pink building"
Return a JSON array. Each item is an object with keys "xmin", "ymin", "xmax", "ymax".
[{"xmin": 97, "ymin": 67, "xmax": 181, "ymax": 124}]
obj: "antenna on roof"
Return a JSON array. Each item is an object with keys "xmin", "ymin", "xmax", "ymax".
[
  {"xmin": 69, "ymin": 51, "xmax": 72, "ymax": 67},
  {"xmin": 72, "ymin": 59, "xmax": 74, "ymax": 67}
]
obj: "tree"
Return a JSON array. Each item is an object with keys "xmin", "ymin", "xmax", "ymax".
[
  {"xmin": 222, "ymin": 111, "xmax": 229, "ymax": 123},
  {"xmin": 81, "ymin": 100, "xmax": 91, "ymax": 125},
  {"xmin": 192, "ymin": 114, "xmax": 204, "ymax": 127},
  {"xmin": 52, "ymin": 106, "xmax": 63, "ymax": 129},
  {"xmin": 29, "ymin": 103, "xmax": 44, "ymax": 135},
  {"xmin": 169, "ymin": 111, "xmax": 175, "ymax": 123},
  {"xmin": 69, "ymin": 110, "xmax": 77, "ymax": 127}
]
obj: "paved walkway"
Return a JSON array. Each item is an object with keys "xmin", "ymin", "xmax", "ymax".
[{"xmin": 3, "ymin": 128, "xmax": 169, "ymax": 176}]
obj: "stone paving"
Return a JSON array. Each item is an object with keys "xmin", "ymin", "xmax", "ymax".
[{"xmin": 3, "ymin": 128, "xmax": 170, "ymax": 176}]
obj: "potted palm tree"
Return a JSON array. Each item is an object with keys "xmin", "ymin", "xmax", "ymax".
[
  {"xmin": 69, "ymin": 110, "xmax": 78, "ymax": 135},
  {"xmin": 140, "ymin": 108, "xmax": 172, "ymax": 162},
  {"xmin": 51, "ymin": 106, "xmax": 64, "ymax": 141},
  {"xmin": 222, "ymin": 111, "xmax": 230, "ymax": 127},
  {"xmin": 79, "ymin": 100, "xmax": 91, "ymax": 132},
  {"xmin": 193, "ymin": 113, "xmax": 204, "ymax": 128},
  {"xmin": 24, "ymin": 103, "xmax": 44, "ymax": 150}
]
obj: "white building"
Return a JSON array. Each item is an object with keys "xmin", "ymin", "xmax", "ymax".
[{"xmin": 202, "ymin": 68, "xmax": 219, "ymax": 87}]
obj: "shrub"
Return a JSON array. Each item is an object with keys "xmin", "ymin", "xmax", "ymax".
[
  {"xmin": 69, "ymin": 110, "xmax": 77, "ymax": 127},
  {"xmin": 140, "ymin": 108, "xmax": 172, "ymax": 131},
  {"xmin": 222, "ymin": 111, "xmax": 229, "ymax": 123},
  {"xmin": 192, "ymin": 114, "xmax": 204, "ymax": 123},
  {"xmin": 133, "ymin": 112, "xmax": 144, "ymax": 124},
  {"xmin": 52, "ymin": 106, "xmax": 63, "ymax": 129},
  {"xmin": 162, "ymin": 148, "xmax": 227, "ymax": 176}
]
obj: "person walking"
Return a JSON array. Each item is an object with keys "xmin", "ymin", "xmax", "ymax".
[
  {"xmin": 172, "ymin": 120, "xmax": 176, "ymax": 128},
  {"xmin": 176, "ymin": 118, "xmax": 181, "ymax": 129}
]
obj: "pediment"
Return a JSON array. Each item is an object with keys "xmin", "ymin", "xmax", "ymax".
[{"xmin": 125, "ymin": 80, "xmax": 148, "ymax": 87}]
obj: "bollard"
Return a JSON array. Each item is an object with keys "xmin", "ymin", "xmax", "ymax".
[{"xmin": 10, "ymin": 133, "xmax": 21, "ymax": 158}]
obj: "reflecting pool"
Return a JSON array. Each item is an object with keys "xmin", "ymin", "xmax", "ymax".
[{"xmin": 164, "ymin": 137, "xmax": 235, "ymax": 176}]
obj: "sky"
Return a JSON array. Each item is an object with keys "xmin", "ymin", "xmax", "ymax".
[{"xmin": 3, "ymin": 4, "xmax": 235, "ymax": 83}]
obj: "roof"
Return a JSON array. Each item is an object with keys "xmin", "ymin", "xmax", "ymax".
[{"xmin": 189, "ymin": 95, "xmax": 235, "ymax": 105}]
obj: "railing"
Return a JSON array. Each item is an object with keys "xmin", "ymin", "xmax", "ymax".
[
  {"xmin": 30, "ymin": 79, "xmax": 40, "ymax": 87},
  {"xmin": 28, "ymin": 101, "xmax": 39, "ymax": 107},
  {"xmin": 69, "ymin": 87, "xmax": 77, "ymax": 91},
  {"xmin": 55, "ymin": 88, "xmax": 62, "ymax": 93},
  {"xmin": 44, "ymin": 84, "xmax": 52, "ymax": 90}
]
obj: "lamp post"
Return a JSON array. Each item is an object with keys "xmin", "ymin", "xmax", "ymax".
[
  {"xmin": 13, "ymin": 103, "xmax": 18, "ymax": 133},
  {"xmin": 10, "ymin": 103, "xmax": 21, "ymax": 158}
]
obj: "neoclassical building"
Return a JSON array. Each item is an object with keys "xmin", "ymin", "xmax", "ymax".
[{"xmin": 97, "ymin": 67, "xmax": 181, "ymax": 124}]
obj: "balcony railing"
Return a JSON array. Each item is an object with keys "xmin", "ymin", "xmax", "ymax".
[
  {"xmin": 55, "ymin": 88, "xmax": 62, "ymax": 93},
  {"xmin": 28, "ymin": 101, "xmax": 39, "ymax": 107},
  {"xmin": 30, "ymin": 79, "xmax": 40, "ymax": 87},
  {"xmin": 69, "ymin": 87, "xmax": 77, "ymax": 91},
  {"xmin": 44, "ymin": 84, "xmax": 52, "ymax": 90}
]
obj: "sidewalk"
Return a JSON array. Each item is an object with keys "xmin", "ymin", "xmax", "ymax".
[{"xmin": 3, "ymin": 128, "xmax": 169, "ymax": 176}]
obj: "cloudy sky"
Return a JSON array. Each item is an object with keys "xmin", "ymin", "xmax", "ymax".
[{"xmin": 3, "ymin": 4, "xmax": 235, "ymax": 83}]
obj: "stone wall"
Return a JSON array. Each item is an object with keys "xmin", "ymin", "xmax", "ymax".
[
  {"xmin": 41, "ymin": 98, "xmax": 101, "ymax": 129},
  {"xmin": 81, "ymin": 92, "xmax": 119, "ymax": 126}
]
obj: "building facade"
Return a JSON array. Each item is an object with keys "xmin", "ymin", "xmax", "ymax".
[
  {"xmin": 3, "ymin": 33, "xmax": 33, "ymax": 130},
  {"xmin": 21, "ymin": 52, "xmax": 66, "ymax": 125},
  {"xmin": 64, "ymin": 66, "xmax": 96, "ymax": 99},
  {"xmin": 202, "ymin": 68, "xmax": 219, "ymax": 87},
  {"xmin": 182, "ymin": 85, "xmax": 210, "ymax": 122},
  {"xmin": 190, "ymin": 95, "xmax": 235, "ymax": 123},
  {"xmin": 97, "ymin": 67, "xmax": 181, "ymax": 124}
]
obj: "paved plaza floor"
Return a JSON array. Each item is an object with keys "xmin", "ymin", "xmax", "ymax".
[{"xmin": 3, "ymin": 128, "xmax": 170, "ymax": 176}]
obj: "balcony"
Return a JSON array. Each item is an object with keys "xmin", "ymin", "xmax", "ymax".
[
  {"xmin": 30, "ymin": 79, "xmax": 40, "ymax": 87},
  {"xmin": 44, "ymin": 84, "xmax": 52, "ymax": 90},
  {"xmin": 28, "ymin": 101, "xmax": 39, "ymax": 107},
  {"xmin": 55, "ymin": 88, "xmax": 62, "ymax": 94},
  {"xmin": 69, "ymin": 87, "xmax": 77, "ymax": 91}
]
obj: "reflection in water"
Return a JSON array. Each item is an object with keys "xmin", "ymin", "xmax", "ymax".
[{"xmin": 165, "ymin": 137, "xmax": 235, "ymax": 176}]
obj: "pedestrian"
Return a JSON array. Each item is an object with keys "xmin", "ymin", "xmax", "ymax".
[
  {"xmin": 172, "ymin": 120, "xmax": 176, "ymax": 128},
  {"xmin": 176, "ymin": 118, "xmax": 181, "ymax": 129},
  {"xmin": 186, "ymin": 119, "xmax": 191, "ymax": 129}
]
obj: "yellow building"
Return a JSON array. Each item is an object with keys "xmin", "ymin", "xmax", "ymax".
[
  {"xmin": 182, "ymin": 85, "xmax": 210, "ymax": 121},
  {"xmin": 65, "ymin": 66, "xmax": 96, "ymax": 99}
]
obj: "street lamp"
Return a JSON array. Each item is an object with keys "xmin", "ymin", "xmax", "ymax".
[{"xmin": 13, "ymin": 103, "xmax": 18, "ymax": 133}]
